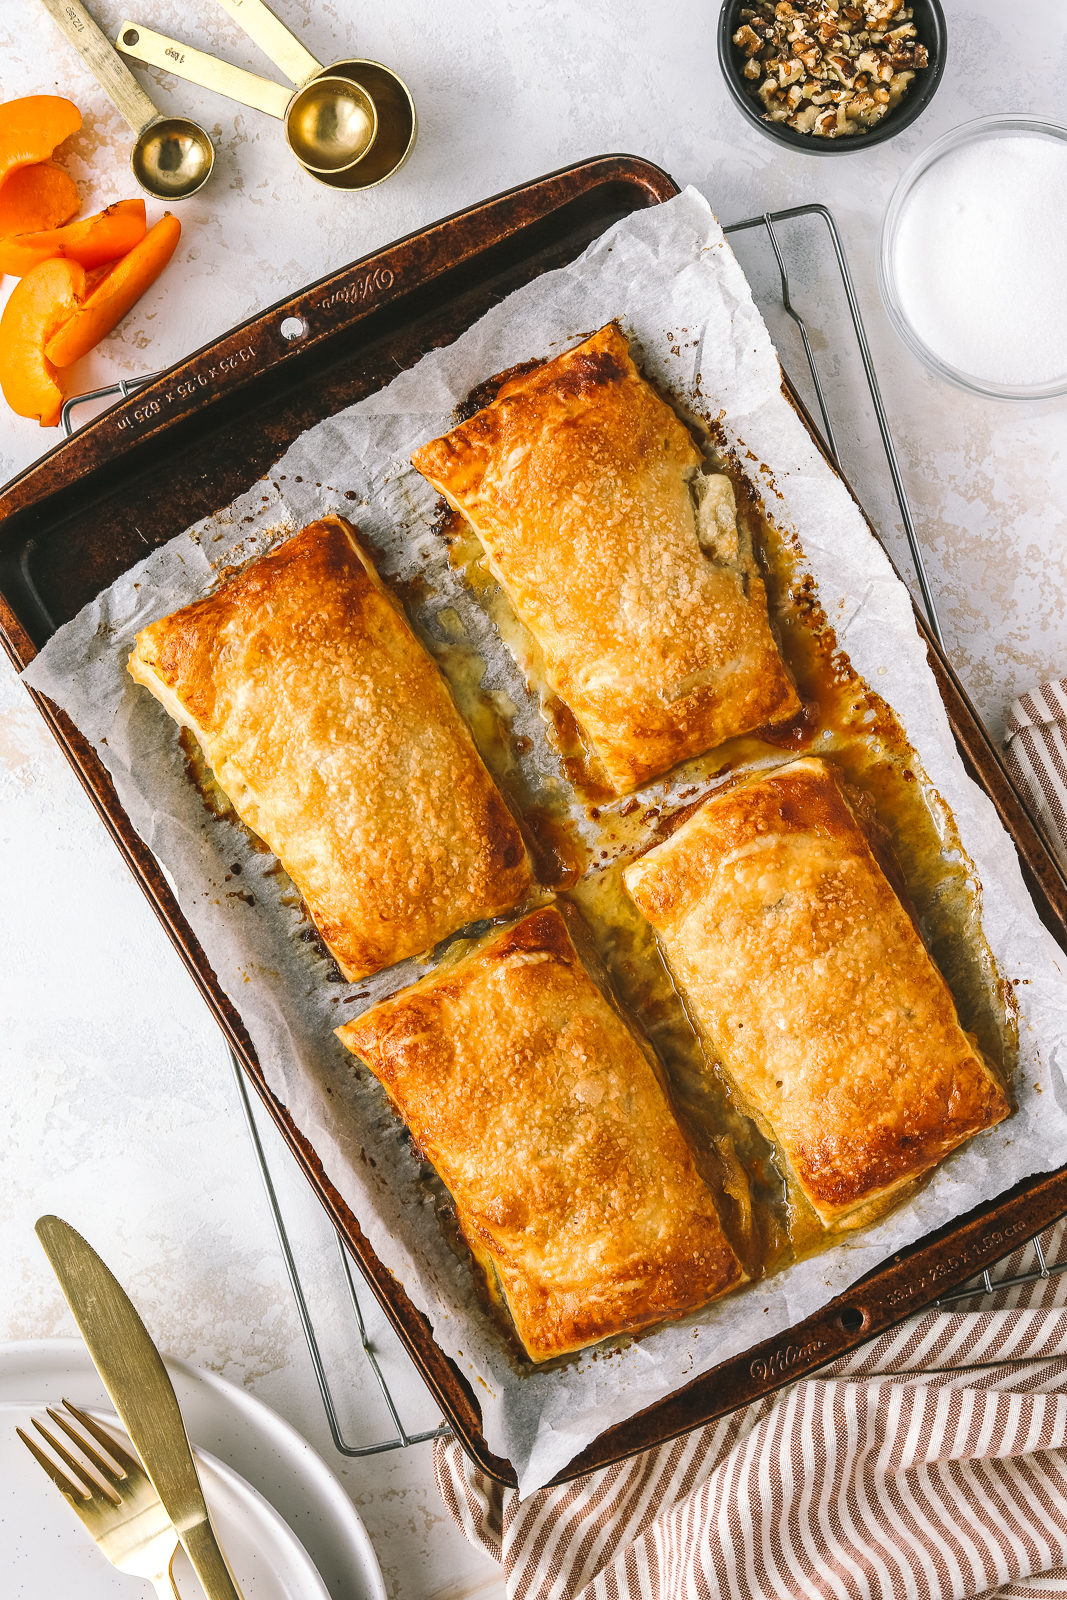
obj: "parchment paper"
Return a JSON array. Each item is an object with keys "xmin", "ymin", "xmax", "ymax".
[{"xmin": 24, "ymin": 187, "xmax": 1067, "ymax": 1496}]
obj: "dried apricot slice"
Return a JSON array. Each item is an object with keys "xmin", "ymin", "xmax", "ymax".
[
  {"xmin": 47, "ymin": 212, "xmax": 180, "ymax": 369},
  {"xmin": 0, "ymin": 97, "xmax": 82, "ymax": 192},
  {"xmin": 0, "ymin": 199, "xmax": 146, "ymax": 276},
  {"xmin": 0, "ymin": 161, "xmax": 80, "ymax": 239},
  {"xmin": 0, "ymin": 256, "xmax": 86, "ymax": 427}
]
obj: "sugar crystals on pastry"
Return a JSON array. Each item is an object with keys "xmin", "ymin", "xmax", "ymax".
[
  {"xmin": 336, "ymin": 906, "xmax": 744, "ymax": 1360},
  {"xmin": 411, "ymin": 323, "xmax": 800, "ymax": 794},
  {"xmin": 128, "ymin": 515, "xmax": 532, "ymax": 982},
  {"xmin": 623, "ymin": 756, "xmax": 1011, "ymax": 1229}
]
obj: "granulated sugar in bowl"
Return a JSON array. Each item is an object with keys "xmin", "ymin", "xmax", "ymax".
[{"xmin": 879, "ymin": 114, "xmax": 1067, "ymax": 400}]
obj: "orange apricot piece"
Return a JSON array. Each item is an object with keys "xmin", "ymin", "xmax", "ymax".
[
  {"xmin": 0, "ymin": 256, "xmax": 86, "ymax": 427},
  {"xmin": 0, "ymin": 97, "xmax": 82, "ymax": 192},
  {"xmin": 0, "ymin": 199, "xmax": 146, "ymax": 277},
  {"xmin": 46, "ymin": 212, "xmax": 180, "ymax": 369},
  {"xmin": 0, "ymin": 161, "xmax": 80, "ymax": 239},
  {"xmin": 82, "ymin": 261, "xmax": 114, "ymax": 296}
]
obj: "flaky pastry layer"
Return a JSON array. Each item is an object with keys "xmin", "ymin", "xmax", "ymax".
[
  {"xmin": 128, "ymin": 516, "xmax": 531, "ymax": 982},
  {"xmin": 336, "ymin": 906, "xmax": 743, "ymax": 1360},
  {"xmin": 411, "ymin": 324, "xmax": 799, "ymax": 794},
  {"xmin": 624, "ymin": 757, "xmax": 1010, "ymax": 1227}
]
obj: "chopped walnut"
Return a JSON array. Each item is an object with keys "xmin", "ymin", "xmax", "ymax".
[
  {"xmin": 795, "ymin": 40, "xmax": 823, "ymax": 71},
  {"xmin": 866, "ymin": 0, "xmax": 904, "ymax": 23},
  {"xmin": 857, "ymin": 48, "xmax": 895, "ymax": 80},
  {"xmin": 826, "ymin": 51, "xmax": 859, "ymax": 84},
  {"xmin": 731, "ymin": 0, "xmax": 928, "ymax": 137}
]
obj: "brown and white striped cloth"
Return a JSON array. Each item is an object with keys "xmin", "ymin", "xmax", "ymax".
[
  {"xmin": 1005, "ymin": 678, "xmax": 1067, "ymax": 874},
  {"xmin": 436, "ymin": 1221, "xmax": 1067, "ymax": 1600}
]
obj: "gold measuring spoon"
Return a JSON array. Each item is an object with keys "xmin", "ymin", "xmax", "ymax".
[
  {"xmin": 213, "ymin": 0, "xmax": 416, "ymax": 189},
  {"xmin": 37, "ymin": 0, "xmax": 214, "ymax": 200},
  {"xmin": 115, "ymin": 23, "xmax": 376, "ymax": 178}
]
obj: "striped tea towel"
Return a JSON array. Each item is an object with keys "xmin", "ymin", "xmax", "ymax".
[
  {"xmin": 1005, "ymin": 679, "xmax": 1067, "ymax": 874},
  {"xmin": 435, "ymin": 1219, "xmax": 1067, "ymax": 1600}
]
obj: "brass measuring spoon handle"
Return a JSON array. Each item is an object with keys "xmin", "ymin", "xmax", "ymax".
[
  {"xmin": 37, "ymin": 0, "xmax": 162, "ymax": 137},
  {"xmin": 117, "ymin": 21, "xmax": 293, "ymax": 118},
  {"xmin": 213, "ymin": 0, "xmax": 323, "ymax": 88}
]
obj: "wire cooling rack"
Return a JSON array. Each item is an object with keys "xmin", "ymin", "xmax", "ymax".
[
  {"xmin": 934, "ymin": 1236, "xmax": 1067, "ymax": 1309},
  {"xmin": 721, "ymin": 204, "xmax": 944, "ymax": 650},
  {"xmin": 60, "ymin": 372, "xmax": 160, "ymax": 436},
  {"xmin": 63, "ymin": 204, "xmax": 1062, "ymax": 1454},
  {"xmin": 228, "ymin": 1051, "xmax": 447, "ymax": 1456}
]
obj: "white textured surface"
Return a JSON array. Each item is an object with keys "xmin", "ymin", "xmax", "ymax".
[{"xmin": 1, "ymin": 0, "xmax": 1066, "ymax": 1588}]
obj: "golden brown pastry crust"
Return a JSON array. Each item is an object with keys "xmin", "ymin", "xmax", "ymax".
[
  {"xmin": 411, "ymin": 324, "xmax": 799, "ymax": 794},
  {"xmin": 128, "ymin": 516, "xmax": 531, "ymax": 982},
  {"xmin": 336, "ymin": 907, "xmax": 744, "ymax": 1360},
  {"xmin": 623, "ymin": 757, "xmax": 1010, "ymax": 1227}
]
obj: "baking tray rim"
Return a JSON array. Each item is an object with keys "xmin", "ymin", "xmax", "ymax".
[{"xmin": 3, "ymin": 153, "xmax": 1066, "ymax": 1489}]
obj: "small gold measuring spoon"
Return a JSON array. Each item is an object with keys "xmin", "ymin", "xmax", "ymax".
[
  {"xmin": 213, "ymin": 0, "xmax": 417, "ymax": 189},
  {"xmin": 37, "ymin": 0, "xmax": 214, "ymax": 200},
  {"xmin": 115, "ymin": 23, "xmax": 377, "ymax": 179}
]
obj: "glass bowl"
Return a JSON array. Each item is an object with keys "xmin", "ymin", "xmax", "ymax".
[{"xmin": 878, "ymin": 114, "xmax": 1067, "ymax": 400}]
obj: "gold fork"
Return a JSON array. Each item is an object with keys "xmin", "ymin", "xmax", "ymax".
[{"xmin": 18, "ymin": 1398, "xmax": 182, "ymax": 1599}]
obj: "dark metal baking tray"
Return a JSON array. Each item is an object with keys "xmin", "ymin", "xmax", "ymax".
[{"xmin": 3, "ymin": 155, "xmax": 1066, "ymax": 1488}]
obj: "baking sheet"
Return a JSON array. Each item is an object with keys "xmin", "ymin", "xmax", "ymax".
[{"xmin": 23, "ymin": 186, "xmax": 1067, "ymax": 1496}]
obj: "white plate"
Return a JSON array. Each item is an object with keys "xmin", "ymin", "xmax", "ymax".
[
  {"xmin": 0, "ymin": 1341, "xmax": 385, "ymax": 1600},
  {"xmin": 1, "ymin": 1399, "xmax": 327, "ymax": 1598}
]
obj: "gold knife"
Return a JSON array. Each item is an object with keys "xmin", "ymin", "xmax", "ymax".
[{"xmin": 36, "ymin": 1215, "xmax": 243, "ymax": 1600}]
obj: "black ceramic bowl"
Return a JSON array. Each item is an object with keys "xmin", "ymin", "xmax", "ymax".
[{"xmin": 717, "ymin": 0, "xmax": 946, "ymax": 155}]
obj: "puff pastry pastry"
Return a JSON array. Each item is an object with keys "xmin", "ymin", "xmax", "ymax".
[
  {"xmin": 411, "ymin": 324, "xmax": 800, "ymax": 794},
  {"xmin": 336, "ymin": 906, "xmax": 743, "ymax": 1360},
  {"xmin": 128, "ymin": 516, "xmax": 532, "ymax": 982},
  {"xmin": 623, "ymin": 757, "xmax": 1010, "ymax": 1228}
]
